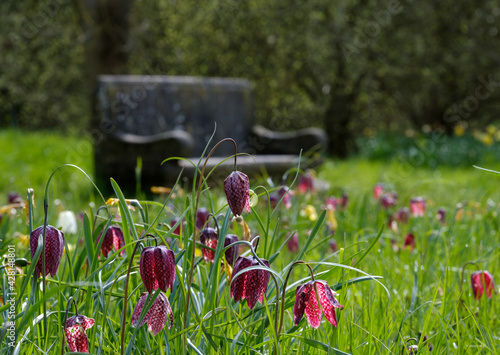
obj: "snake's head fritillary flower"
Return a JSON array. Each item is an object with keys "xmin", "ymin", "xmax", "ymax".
[
  {"xmin": 65, "ymin": 314, "xmax": 95, "ymax": 353},
  {"xmin": 287, "ymin": 233, "xmax": 299, "ymax": 252},
  {"xmin": 96, "ymin": 225, "xmax": 125, "ymax": 258},
  {"xmin": 200, "ymin": 228, "xmax": 239, "ymax": 265},
  {"xmin": 224, "ymin": 171, "xmax": 250, "ymax": 216},
  {"xmin": 140, "ymin": 246, "xmax": 176, "ymax": 293},
  {"xmin": 7, "ymin": 192, "xmax": 22, "ymax": 204},
  {"xmin": 396, "ymin": 207, "xmax": 410, "ymax": 224},
  {"xmin": 325, "ymin": 197, "xmax": 339, "ymax": 211},
  {"xmin": 170, "ymin": 217, "xmax": 182, "ymax": 236},
  {"xmin": 380, "ymin": 194, "xmax": 396, "ymax": 209},
  {"xmin": 131, "ymin": 292, "xmax": 173, "ymax": 336},
  {"xmin": 230, "ymin": 256, "xmax": 270, "ymax": 309},
  {"xmin": 277, "ymin": 186, "xmax": 293, "ymax": 210},
  {"xmin": 408, "ymin": 345, "xmax": 419, "ymax": 355},
  {"xmin": 30, "ymin": 225, "xmax": 64, "ymax": 278},
  {"xmin": 390, "ymin": 238, "xmax": 399, "ymax": 252},
  {"xmin": 410, "ymin": 197, "xmax": 426, "ymax": 217},
  {"xmin": 294, "ymin": 280, "xmax": 344, "ymax": 329},
  {"xmin": 471, "ymin": 270, "xmax": 495, "ymax": 300},
  {"xmin": 196, "ymin": 207, "xmax": 210, "ymax": 229},
  {"xmin": 373, "ymin": 183, "xmax": 384, "ymax": 200},
  {"xmin": 388, "ymin": 214, "xmax": 398, "ymax": 233},
  {"xmin": 199, "ymin": 227, "xmax": 218, "ymax": 263},
  {"xmin": 340, "ymin": 193, "xmax": 348, "ymax": 210},
  {"xmin": 404, "ymin": 233, "xmax": 416, "ymax": 251},
  {"xmin": 329, "ymin": 239, "xmax": 338, "ymax": 252},
  {"xmin": 436, "ymin": 207, "xmax": 446, "ymax": 224},
  {"xmin": 298, "ymin": 173, "xmax": 314, "ymax": 193},
  {"xmin": 265, "ymin": 194, "xmax": 278, "ymax": 209},
  {"xmin": 223, "ymin": 234, "xmax": 239, "ymax": 266}
]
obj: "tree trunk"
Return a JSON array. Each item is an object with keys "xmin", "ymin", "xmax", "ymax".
[
  {"xmin": 74, "ymin": 0, "xmax": 134, "ymax": 190},
  {"xmin": 77, "ymin": 0, "xmax": 134, "ymax": 76},
  {"xmin": 324, "ymin": 94, "xmax": 354, "ymax": 158}
]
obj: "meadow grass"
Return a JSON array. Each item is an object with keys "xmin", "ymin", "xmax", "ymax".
[
  {"xmin": 0, "ymin": 128, "xmax": 94, "ymax": 210},
  {"xmin": 0, "ymin": 129, "xmax": 499, "ymax": 354}
]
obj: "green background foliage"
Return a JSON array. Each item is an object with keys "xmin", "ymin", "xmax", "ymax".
[{"xmin": 2, "ymin": 0, "xmax": 500, "ymax": 155}]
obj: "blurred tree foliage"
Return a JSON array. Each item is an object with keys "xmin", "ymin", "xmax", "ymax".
[
  {"xmin": 0, "ymin": 1, "xmax": 87, "ymax": 133},
  {"xmin": 1, "ymin": 0, "xmax": 500, "ymax": 156}
]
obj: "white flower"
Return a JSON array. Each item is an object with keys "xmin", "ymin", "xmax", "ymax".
[{"xmin": 56, "ymin": 211, "xmax": 78, "ymax": 234}]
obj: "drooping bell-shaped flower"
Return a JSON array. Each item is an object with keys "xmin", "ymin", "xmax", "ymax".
[
  {"xmin": 373, "ymin": 183, "xmax": 384, "ymax": 200},
  {"xmin": 436, "ymin": 207, "xmax": 446, "ymax": 224},
  {"xmin": 408, "ymin": 345, "xmax": 419, "ymax": 355},
  {"xmin": 294, "ymin": 280, "xmax": 344, "ymax": 329},
  {"xmin": 329, "ymin": 239, "xmax": 338, "ymax": 252},
  {"xmin": 340, "ymin": 193, "xmax": 348, "ymax": 210},
  {"xmin": 199, "ymin": 228, "xmax": 239, "ymax": 265},
  {"xmin": 380, "ymin": 194, "xmax": 396, "ymax": 209},
  {"xmin": 287, "ymin": 232, "xmax": 299, "ymax": 252},
  {"xmin": 200, "ymin": 227, "xmax": 218, "ymax": 263},
  {"xmin": 196, "ymin": 207, "xmax": 210, "ymax": 229},
  {"xmin": 224, "ymin": 171, "xmax": 250, "ymax": 216},
  {"xmin": 65, "ymin": 314, "xmax": 95, "ymax": 353},
  {"xmin": 410, "ymin": 197, "xmax": 426, "ymax": 217},
  {"xmin": 30, "ymin": 225, "xmax": 65, "ymax": 277},
  {"xmin": 223, "ymin": 234, "xmax": 239, "ymax": 266},
  {"xmin": 170, "ymin": 217, "xmax": 182, "ymax": 236},
  {"xmin": 390, "ymin": 238, "xmax": 399, "ymax": 252},
  {"xmin": 230, "ymin": 256, "xmax": 270, "ymax": 309},
  {"xmin": 140, "ymin": 245, "xmax": 176, "ymax": 293},
  {"xmin": 395, "ymin": 207, "xmax": 410, "ymax": 224},
  {"xmin": 404, "ymin": 233, "xmax": 416, "ymax": 251},
  {"xmin": 7, "ymin": 192, "xmax": 22, "ymax": 204},
  {"xmin": 471, "ymin": 270, "xmax": 495, "ymax": 300},
  {"xmin": 298, "ymin": 173, "xmax": 314, "ymax": 193},
  {"xmin": 325, "ymin": 197, "xmax": 339, "ymax": 212},
  {"xmin": 96, "ymin": 225, "xmax": 125, "ymax": 257},
  {"xmin": 277, "ymin": 186, "xmax": 293, "ymax": 210},
  {"xmin": 388, "ymin": 214, "xmax": 398, "ymax": 233},
  {"xmin": 131, "ymin": 292, "xmax": 173, "ymax": 336}
]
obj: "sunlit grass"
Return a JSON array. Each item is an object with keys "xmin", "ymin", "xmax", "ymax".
[
  {"xmin": 0, "ymin": 130, "xmax": 499, "ymax": 354},
  {"xmin": 0, "ymin": 128, "xmax": 94, "ymax": 210}
]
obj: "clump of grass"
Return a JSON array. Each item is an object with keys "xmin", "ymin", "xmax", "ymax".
[
  {"xmin": 0, "ymin": 132, "xmax": 499, "ymax": 354},
  {"xmin": 0, "ymin": 128, "xmax": 93, "ymax": 210}
]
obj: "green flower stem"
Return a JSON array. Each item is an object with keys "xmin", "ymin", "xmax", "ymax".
[
  {"xmin": 459, "ymin": 260, "xmax": 478, "ymax": 295},
  {"xmin": 120, "ymin": 234, "xmax": 157, "ymax": 355},
  {"xmin": 41, "ymin": 198, "xmax": 48, "ymax": 341},
  {"xmin": 92, "ymin": 205, "xmax": 110, "ymax": 234},
  {"xmin": 40, "ymin": 164, "xmax": 109, "ymax": 345},
  {"xmin": 184, "ymin": 138, "xmax": 238, "ymax": 339},
  {"xmin": 248, "ymin": 236, "xmax": 282, "ymax": 355}
]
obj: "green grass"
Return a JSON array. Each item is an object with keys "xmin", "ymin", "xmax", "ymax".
[
  {"xmin": 319, "ymin": 158, "xmax": 500, "ymax": 207},
  {"xmin": 0, "ymin": 130, "xmax": 499, "ymax": 354},
  {"xmin": 0, "ymin": 128, "xmax": 94, "ymax": 210}
]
